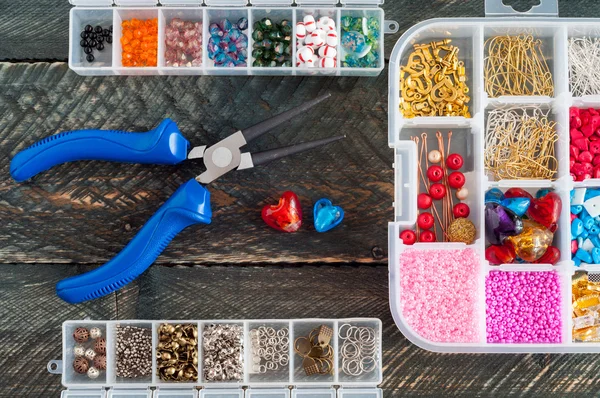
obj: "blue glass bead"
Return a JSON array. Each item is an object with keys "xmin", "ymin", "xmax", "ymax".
[
  {"xmin": 236, "ymin": 34, "xmax": 248, "ymax": 49},
  {"xmin": 570, "ymin": 189, "xmax": 575, "ymax": 201},
  {"xmin": 222, "ymin": 34, "xmax": 231, "ymax": 44},
  {"xmin": 313, "ymin": 198, "xmax": 344, "ymax": 233},
  {"xmin": 574, "ymin": 257, "xmax": 582, "ymax": 266},
  {"xmin": 581, "ymin": 230, "xmax": 590, "ymax": 239},
  {"xmin": 238, "ymin": 49, "xmax": 247, "ymax": 61},
  {"xmin": 341, "ymin": 31, "xmax": 371, "ymax": 58},
  {"xmin": 572, "ymin": 218, "xmax": 584, "ymax": 238},
  {"xmin": 341, "ymin": 16, "xmax": 353, "ymax": 30},
  {"xmin": 571, "ymin": 205, "xmax": 583, "ymax": 215},
  {"xmin": 536, "ymin": 188, "xmax": 551, "ymax": 198},
  {"xmin": 362, "ymin": 51, "xmax": 378, "ymax": 68},
  {"xmin": 215, "ymin": 52, "xmax": 228, "ymax": 64},
  {"xmin": 223, "ymin": 59, "xmax": 236, "ymax": 67},
  {"xmin": 350, "ymin": 17, "xmax": 364, "ymax": 32},
  {"xmin": 576, "ymin": 248, "xmax": 593, "ymax": 263},
  {"xmin": 593, "ymin": 248, "xmax": 600, "ymax": 264},
  {"xmin": 209, "ymin": 23, "xmax": 223, "ymax": 38},
  {"xmin": 344, "ymin": 54, "xmax": 359, "ymax": 67},
  {"xmin": 219, "ymin": 18, "xmax": 233, "ymax": 32},
  {"xmin": 485, "ymin": 188, "xmax": 505, "ymax": 205},
  {"xmin": 500, "ymin": 197, "xmax": 530, "ymax": 218},
  {"xmin": 591, "ymin": 235, "xmax": 600, "ymax": 248},
  {"xmin": 237, "ymin": 17, "xmax": 248, "ymax": 30},
  {"xmin": 590, "ymin": 225, "xmax": 600, "ymax": 235},
  {"xmin": 228, "ymin": 42, "xmax": 237, "ymax": 53},
  {"xmin": 583, "ymin": 216, "xmax": 595, "ymax": 230},
  {"xmin": 229, "ymin": 28, "xmax": 242, "ymax": 41}
]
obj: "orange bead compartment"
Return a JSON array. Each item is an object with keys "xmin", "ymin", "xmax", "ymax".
[{"xmin": 120, "ymin": 18, "xmax": 158, "ymax": 67}]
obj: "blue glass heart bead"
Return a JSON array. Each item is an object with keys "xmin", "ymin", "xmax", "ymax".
[
  {"xmin": 500, "ymin": 197, "xmax": 530, "ymax": 218},
  {"xmin": 313, "ymin": 198, "xmax": 344, "ymax": 233}
]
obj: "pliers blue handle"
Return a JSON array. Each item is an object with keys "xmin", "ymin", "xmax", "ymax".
[{"xmin": 10, "ymin": 93, "xmax": 344, "ymax": 303}]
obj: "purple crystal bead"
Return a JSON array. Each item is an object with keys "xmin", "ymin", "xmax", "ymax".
[{"xmin": 485, "ymin": 203, "xmax": 524, "ymax": 245}]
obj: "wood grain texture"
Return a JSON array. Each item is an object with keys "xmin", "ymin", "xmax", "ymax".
[
  {"xmin": 4, "ymin": 263, "xmax": 600, "ymax": 397},
  {"xmin": 0, "ymin": 62, "xmax": 392, "ymax": 264}
]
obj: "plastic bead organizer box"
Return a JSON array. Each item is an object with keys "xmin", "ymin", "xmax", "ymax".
[
  {"xmin": 68, "ymin": 0, "xmax": 399, "ymax": 76},
  {"xmin": 388, "ymin": 0, "xmax": 600, "ymax": 353},
  {"xmin": 49, "ymin": 319, "xmax": 382, "ymax": 398}
]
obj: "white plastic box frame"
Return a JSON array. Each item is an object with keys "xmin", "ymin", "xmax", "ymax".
[
  {"xmin": 68, "ymin": 0, "xmax": 399, "ymax": 77},
  {"xmin": 49, "ymin": 319, "xmax": 382, "ymax": 398},
  {"xmin": 387, "ymin": 0, "xmax": 600, "ymax": 353}
]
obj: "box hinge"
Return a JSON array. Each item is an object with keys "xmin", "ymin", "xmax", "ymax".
[
  {"xmin": 205, "ymin": 0, "xmax": 248, "ymax": 6},
  {"xmin": 160, "ymin": 0, "xmax": 203, "ymax": 5},
  {"xmin": 293, "ymin": 0, "xmax": 338, "ymax": 6},
  {"xmin": 339, "ymin": 0, "xmax": 383, "ymax": 7},
  {"xmin": 69, "ymin": 0, "xmax": 114, "ymax": 6},
  {"xmin": 114, "ymin": 0, "xmax": 158, "ymax": 6}
]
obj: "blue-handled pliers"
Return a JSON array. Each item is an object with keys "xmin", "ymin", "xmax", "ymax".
[{"xmin": 10, "ymin": 93, "xmax": 342, "ymax": 304}]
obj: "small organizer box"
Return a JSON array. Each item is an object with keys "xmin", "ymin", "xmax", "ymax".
[
  {"xmin": 48, "ymin": 318, "xmax": 382, "ymax": 398},
  {"xmin": 387, "ymin": 0, "xmax": 600, "ymax": 353},
  {"xmin": 67, "ymin": 0, "xmax": 398, "ymax": 76}
]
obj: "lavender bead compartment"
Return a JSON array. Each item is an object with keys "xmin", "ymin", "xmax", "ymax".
[
  {"xmin": 68, "ymin": 2, "xmax": 395, "ymax": 77},
  {"xmin": 387, "ymin": 12, "xmax": 600, "ymax": 353},
  {"xmin": 49, "ymin": 319, "xmax": 382, "ymax": 398}
]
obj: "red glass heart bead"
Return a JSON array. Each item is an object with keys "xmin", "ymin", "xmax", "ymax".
[
  {"xmin": 427, "ymin": 165, "xmax": 444, "ymax": 182},
  {"xmin": 453, "ymin": 203, "xmax": 470, "ymax": 218},
  {"xmin": 417, "ymin": 193, "xmax": 432, "ymax": 209},
  {"xmin": 419, "ymin": 230, "xmax": 436, "ymax": 242},
  {"xmin": 448, "ymin": 171, "xmax": 465, "ymax": 189},
  {"xmin": 527, "ymin": 191, "xmax": 561, "ymax": 232},
  {"xmin": 533, "ymin": 246, "xmax": 560, "ymax": 265},
  {"xmin": 429, "ymin": 183, "xmax": 446, "ymax": 200},
  {"xmin": 261, "ymin": 191, "xmax": 303, "ymax": 233},
  {"xmin": 504, "ymin": 188, "xmax": 533, "ymax": 201},
  {"xmin": 446, "ymin": 153, "xmax": 464, "ymax": 170},
  {"xmin": 400, "ymin": 230, "xmax": 417, "ymax": 245},
  {"xmin": 417, "ymin": 212, "xmax": 435, "ymax": 229},
  {"xmin": 485, "ymin": 244, "xmax": 516, "ymax": 265}
]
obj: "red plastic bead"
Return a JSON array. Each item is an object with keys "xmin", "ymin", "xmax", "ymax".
[
  {"xmin": 570, "ymin": 145, "xmax": 580, "ymax": 159},
  {"xmin": 427, "ymin": 165, "xmax": 444, "ymax": 182},
  {"xmin": 419, "ymin": 230, "xmax": 436, "ymax": 242},
  {"xmin": 594, "ymin": 155, "xmax": 600, "ymax": 166},
  {"xmin": 453, "ymin": 203, "xmax": 470, "ymax": 218},
  {"xmin": 400, "ymin": 230, "xmax": 417, "ymax": 245},
  {"xmin": 429, "ymin": 183, "xmax": 446, "ymax": 200},
  {"xmin": 417, "ymin": 193, "xmax": 433, "ymax": 209},
  {"xmin": 582, "ymin": 124, "xmax": 595, "ymax": 137},
  {"xmin": 579, "ymin": 151, "xmax": 593, "ymax": 163},
  {"xmin": 571, "ymin": 239, "xmax": 578, "ymax": 255},
  {"xmin": 573, "ymin": 138, "xmax": 589, "ymax": 151},
  {"xmin": 446, "ymin": 153, "xmax": 464, "ymax": 170},
  {"xmin": 571, "ymin": 128, "xmax": 584, "ymax": 140},
  {"xmin": 447, "ymin": 171, "xmax": 465, "ymax": 189},
  {"xmin": 417, "ymin": 212, "xmax": 435, "ymax": 229},
  {"xmin": 591, "ymin": 141, "xmax": 600, "ymax": 155},
  {"xmin": 594, "ymin": 166, "xmax": 600, "ymax": 179}
]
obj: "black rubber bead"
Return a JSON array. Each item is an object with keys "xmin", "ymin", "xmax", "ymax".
[
  {"xmin": 89, "ymin": 40, "xmax": 97, "ymax": 47},
  {"xmin": 85, "ymin": 25, "xmax": 93, "ymax": 33},
  {"xmin": 96, "ymin": 42, "xmax": 105, "ymax": 51},
  {"xmin": 89, "ymin": 32, "xmax": 97, "ymax": 40},
  {"xmin": 86, "ymin": 53, "xmax": 95, "ymax": 62},
  {"xmin": 95, "ymin": 25, "xmax": 103, "ymax": 33},
  {"xmin": 80, "ymin": 39, "xmax": 88, "ymax": 47},
  {"xmin": 84, "ymin": 46, "xmax": 93, "ymax": 55},
  {"xmin": 103, "ymin": 29, "xmax": 110, "ymax": 37},
  {"xmin": 81, "ymin": 31, "xmax": 89, "ymax": 39},
  {"xmin": 109, "ymin": 25, "xmax": 113, "ymax": 31},
  {"xmin": 96, "ymin": 35, "xmax": 104, "ymax": 43},
  {"xmin": 106, "ymin": 36, "xmax": 112, "ymax": 44}
]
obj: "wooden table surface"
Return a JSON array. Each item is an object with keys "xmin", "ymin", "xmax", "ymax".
[{"xmin": 2, "ymin": 1, "xmax": 600, "ymax": 396}]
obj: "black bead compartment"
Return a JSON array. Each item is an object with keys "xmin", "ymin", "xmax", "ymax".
[{"xmin": 79, "ymin": 24, "xmax": 113, "ymax": 63}]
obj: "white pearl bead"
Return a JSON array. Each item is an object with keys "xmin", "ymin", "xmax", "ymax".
[
  {"xmin": 428, "ymin": 150, "xmax": 442, "ymax": 164},
  {"xmin": 456, "ymin": 187, "xmax": 468, "ymax": 200}
]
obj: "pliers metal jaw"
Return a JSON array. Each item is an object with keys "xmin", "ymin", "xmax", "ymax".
[{"xmin": 10, "ymin": 93, "xmax": 343, "ymax": 303}]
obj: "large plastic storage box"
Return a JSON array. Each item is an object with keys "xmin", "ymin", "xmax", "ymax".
[{"xmin": 388, "ymin": 0, "xmax": 600, "ymax": 353}]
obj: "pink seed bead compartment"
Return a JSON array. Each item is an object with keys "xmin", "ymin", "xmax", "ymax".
[
  {"xmin": 399, "ymin": 248, "xmax": 481, "ymax": 343},
  {"xmin": 485, "ymin": 270, "xmax": 562, "ymax": 344}
]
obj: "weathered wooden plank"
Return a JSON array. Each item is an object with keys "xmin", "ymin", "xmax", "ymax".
[
  {"xmin": 0, "ymin": 62, "xmax": 393, "ymax": 264},
  {"xmin": 3, "ymin": 263, "xmax": 600, "ymax": 397}
]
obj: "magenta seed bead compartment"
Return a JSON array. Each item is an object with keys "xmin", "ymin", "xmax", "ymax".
[
  {"xmin": 387, "ymin": 0, "xmax": 600, "ymax": 353},
  {"xmin": 68, "ymin": 0, "xmax": 399, "ymax": 77}
]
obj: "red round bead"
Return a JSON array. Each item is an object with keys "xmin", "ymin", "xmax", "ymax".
[
  {"xmin": 426, "ymin": 165, "xmax": 444, "ymax": 182},
  {"xmin": 447, "ymin": 171, "xmax": 466, "ymax": 189},
  {"xmin": 446, "ymin": 153, "xmax": 464, "ymax": 170},
  {"xmin": 453, "ymin": 203, "xmax": 470, "ymax": 218},
  {"xmin": 417, "ymin": 193, "xmax": 433, "ymax": 209},
  {"xmin": 429, "ymin": 183, "xmax": 446, "ymax": 200},
  {"xmin": 400, "ymin": 230, "xmax": 417, "ymax": 245},
  {"xmin": 419, "ymin": 230, "xmax": 436, "ymax": 242},
  {"xmin": 417, "ymin": 212, "xmax": 435, "ymax": 229}
]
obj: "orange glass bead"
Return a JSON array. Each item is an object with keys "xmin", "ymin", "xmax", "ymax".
[
  {"xmin": 121, "ymin": 17, "xmax": 158, "ymax": 67},
  {"xmin": 131, "ymin": 39, "xmax": 140, "ymax": 48},
  {"xmin": 134, "ymin": 29, "xmax": 143, "ymax": 39},
  {"xmin": 125, "ymin": 30, "xmax": 133, "ymax": 40},
  {"xmin": 121, "ymin": 36, "xmax": 129, "ymax": 45}
]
